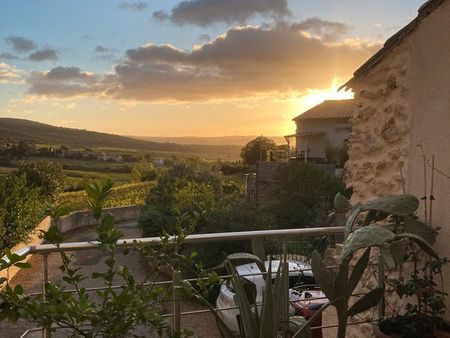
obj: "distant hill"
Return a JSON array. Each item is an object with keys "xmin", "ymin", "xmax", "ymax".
[
  {"xmin": 132, "ymin": 135, "xmax": 286, "ymax": 146},
  {"xmin": 0, "ymin": 118, "xmax": 241, "ymax": 156}
]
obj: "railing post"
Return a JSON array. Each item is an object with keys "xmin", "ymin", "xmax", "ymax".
[
  {"xmin": 42, "ymin": 253, "xmax": 50, "ymax": 338},
  {"xmin": 282, "ymin": 239, "xmax": 289, "ymax": 338},
  {"xmin": 172, "ymin": 270, "xmax": 181, "ymax": 334},
  {"xmin": 378, "ymin": 254, "xmax": 385, "ymax": 319},
  {"xmin": 251, "ymin": 238, "xmax": 266, "ymax": 261}
]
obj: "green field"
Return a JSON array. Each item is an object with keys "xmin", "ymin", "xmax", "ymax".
[{"xmin": 57, "ymin": 181, "xmax": 155, "ymax": 213}]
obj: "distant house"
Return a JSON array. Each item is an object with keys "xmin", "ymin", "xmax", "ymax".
[{"xmin": 288, "ymin": 99, "xmax": 354, "ymax": 163}]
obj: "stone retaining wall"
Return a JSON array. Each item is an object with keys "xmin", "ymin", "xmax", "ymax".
[{"xmin": 56, "ymin": 205, "xmax": 141, "ymax": 233}]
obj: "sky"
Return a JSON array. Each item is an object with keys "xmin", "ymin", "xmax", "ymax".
[{"xmin": 0, "ymin": 0, "xmax": 425, "ymax": 137}]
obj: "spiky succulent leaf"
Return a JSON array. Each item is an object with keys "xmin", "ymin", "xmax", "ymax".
[
  {"xmin": 347, "ymin": 248, "xmax": 371, "ymax": 295},
  {"xmin": 289, "ymin": 316, "xmax": 311, "ymax": 338},
  {"xmin": 259, "ymin": 261, "xmax": 276, "ymax": 338},
  {"xmin": 347, "ymin": 288, "xmax": 384, "ymax": 317},
  {"xmin": 341, "ymin": 226, "xmax": 396, "ymax": 260},
  {"xmin": 226, "ymin": 259, "xmax": 258, "ymax": 337},
  {"xmin": 364, "ymin": 195, "xmax": 419, "ymax": 216},
  {"xmin": 311, "ymin": 251, "xmax": 336, "ymax": 300}
]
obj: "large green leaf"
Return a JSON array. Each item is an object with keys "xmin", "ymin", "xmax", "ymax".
[
  {"xmin": 396, "ymin": 233, "xmax": 439, "ymax": 259},
  {"xmin": 381, "ymin": 246, "xmax": 396, "ymax": 270},
  {"xmin": 341, "ymin": 226, "xmax": 395, "ymax": 260},
  {"xmin": 311, "ymin": 251, "xmax": 336, "ymax": 300},
  {"xmin": 347, "ymin": 248, "xmax": 371, "ymax": 295},
  {"xmin": 334, "ymin": 193, "xmax": 352, "ymax": 213},
  {"xmin": 403, "ymin": 217, "xmax": 435, "ymax": 245},
  {"xmin": 347, "ymin": 288, "xmax": 384, "ymax": 317},
  {"xmin": 388, "ymin": 239, "xmax": 408, "ymax": 267},
  {"xmin": 364, "ymin": 195, "xmax": 419, "ymax": 216},
  {"xmin": 344, "ymin": 205, "xmax": 363, "ymax": 239}
]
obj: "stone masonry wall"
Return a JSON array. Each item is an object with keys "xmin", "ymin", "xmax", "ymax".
[{"xmin": 346, "ymin": 40, "xmax": 412, "ymax": 202}]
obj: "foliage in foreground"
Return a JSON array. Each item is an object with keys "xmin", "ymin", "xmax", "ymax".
[
  {"xmin": 304, "ymin": 194, "xmax": 445, "ymax": 338},
  {"xmin": 0, "ymin": 181, "xmax": 197, "ymax": 337}
]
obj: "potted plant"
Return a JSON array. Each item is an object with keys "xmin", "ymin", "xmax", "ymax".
[
  {"xmin": 375, "ymin": 243, "xmax": 449, "ymax": 338},
  {"xmin": 334, "ymin": 193, "xmax": 450, "ymax": 338}
]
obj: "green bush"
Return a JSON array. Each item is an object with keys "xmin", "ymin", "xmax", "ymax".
[
  {"xmin": 131, "ymin": 160, "xmax": 158, "ymax": 182},
  {"xmin": 268, "ymin": 162, "xmax": 347, "ymax": 229},
  {"xmin": 0, "ymin": 174, "xmax": 43, "ymax": 248},
  {"xmin": 16, "ymin": 160, "xmax": 65, "ymax": 199},
  {"xmin": 139, "ymin": 159, "xmax": 224, "ymax": 237}
]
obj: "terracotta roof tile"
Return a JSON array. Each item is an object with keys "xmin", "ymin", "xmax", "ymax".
[{"xmin": 293, "ymin": 99, "xmax": 354, "ymax": 121}]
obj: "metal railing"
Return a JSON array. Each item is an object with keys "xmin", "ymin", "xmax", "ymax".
[{"xmin": 8, "ymin": 226, "xmax": 383, "ymax": 337}]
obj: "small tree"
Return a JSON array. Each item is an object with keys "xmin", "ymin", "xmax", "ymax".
[
  {"xmin": 0, "ymin": 174, "xmax": 43, "ymax": 248},
  {"xmin": 16, "ymin": 160, "xmax": 65, "ymax": 199},
  {"xmin": 240, "ymin": 137, "xmax": 278, "ymax": 165}
]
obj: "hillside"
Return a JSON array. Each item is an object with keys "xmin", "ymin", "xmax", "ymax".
[
  {"xmin": 0, "ymin": 118, "xmax": 241, "ymax": 156},
  {"xmin": 133, "ymin": 135, "xmax": 286, "ymax": 146}
]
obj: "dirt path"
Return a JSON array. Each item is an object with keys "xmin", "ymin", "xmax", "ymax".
[{"xmin": 1, "ymin": 222, "xmax": 220, "ymax": 338}]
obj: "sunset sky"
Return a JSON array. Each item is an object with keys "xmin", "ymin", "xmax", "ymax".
[{"xmin": 0, "ymin": 0, "xmax": 425, "ymax": 137}]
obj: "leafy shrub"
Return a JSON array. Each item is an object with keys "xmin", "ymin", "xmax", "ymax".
[
  {"xmin": 0, "ymin": 174, "xmax": 43, "ymax": 248},
  {"xmin": 16, "ymin": 160, "xmax": 65, "ymax": 199},
  {"xmin": 131, "ymin": 160, "xmax": 158, "ymax": 182},
  {"xmin": 268, "ymin": 162, "xmax": 347, "ymax": 229},
  {"xmin": 139, "ymin": 159, "xmax": 224, "ymax": 237}
]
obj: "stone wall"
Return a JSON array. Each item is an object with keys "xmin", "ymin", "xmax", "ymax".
[
  {"xmin": 346, "ymin": 38, "xmax": 412, "ymax": 202},
  {"xmin": 346, "ymin": 0, "xmax": 450, "ymax": 329},
  {"xmin": 56, "ymin": 205, "xmax": 141, "ymax": 233}
]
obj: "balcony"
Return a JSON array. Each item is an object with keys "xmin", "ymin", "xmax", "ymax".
[{"xmin": 2, "ymin": 225, "xmax": 387, "ymax": 338}]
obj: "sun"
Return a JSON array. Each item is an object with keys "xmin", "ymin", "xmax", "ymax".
[
  {"xmin": 281, "ymin": 78, "xmax": 354, "ymax": 135},
  {"xmin": 300, "ymin": 78, "xmax": 354, "ymax": 109}
]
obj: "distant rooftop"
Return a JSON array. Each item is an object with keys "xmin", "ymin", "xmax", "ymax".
[{"xmin": 293, "ymin": 99, "xmax": 354, "ymax": 121}]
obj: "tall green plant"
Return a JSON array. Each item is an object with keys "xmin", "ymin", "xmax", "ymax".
[
  {"xmin": 195, "ymin": 253, "xmax": 311, "ymax": 338},
  {"xmin": 295, "ymin": 194, "xmax": 440, "ymax": 338}
]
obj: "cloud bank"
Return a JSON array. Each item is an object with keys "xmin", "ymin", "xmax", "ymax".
[
  {"xmin": 5, "ymin": 36, "xmax": 37, "ymax": 52},
  {"xmin": 27, "ymin": 20, "xmax": 377, "ymax": 102},
  {"xmin": 28, "ymin": 48, "xmax": 59, "ymax": 61},
  {"xmin": 0, "ymin": 63, "xmax": 24, "ymax": 83},
  {"xmin": 118, "ymin": 2, "xmax": 148, "ymax": 11},
  {"xmin": 153, "ymin": 0, "xmax": 290, "ymax": 27}
]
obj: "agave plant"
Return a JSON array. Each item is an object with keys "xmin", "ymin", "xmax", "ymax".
[{"xmin": 196, "ymin": 252, "xmax": 311, "ymax": 338}]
